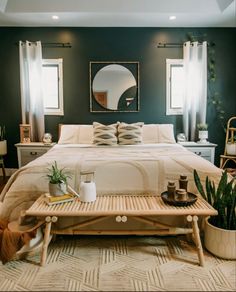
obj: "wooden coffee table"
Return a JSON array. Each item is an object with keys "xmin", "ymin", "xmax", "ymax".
[{"xmin": 25, "ymin": 194, "xmax": 217, "ymax": 267}]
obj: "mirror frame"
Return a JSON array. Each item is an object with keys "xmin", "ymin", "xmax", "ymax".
[{"xmin": 90, "ymin": 61, "xmax": 140, "ymax": 112}]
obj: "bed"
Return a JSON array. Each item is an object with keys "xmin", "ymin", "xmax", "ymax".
[{"xmin": 0, "ymin": 123, "xmax": 222, "ymax": 230}]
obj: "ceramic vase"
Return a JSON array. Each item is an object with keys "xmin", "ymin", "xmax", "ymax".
[
  {"xmin": 198, "ymin": 130, "xmax": 208, "ymax": 143},
  {"xmin": 49, "ymin": 182, "xmax": 67, "ymax": 196}
]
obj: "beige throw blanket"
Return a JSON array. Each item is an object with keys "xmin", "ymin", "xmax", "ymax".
[{"xmin": 0, "ymin": 144, "xmax": 222, "ymax": 222}]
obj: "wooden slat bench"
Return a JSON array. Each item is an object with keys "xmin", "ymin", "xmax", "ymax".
[{"xmin": 26, "ymin": 194, "xmax": 217, "ymax": 267}]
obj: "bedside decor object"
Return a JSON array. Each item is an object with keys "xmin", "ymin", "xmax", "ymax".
[
  {"xmin": 46, "ymin": 161, "xmax": 71, "ymax": 196},
  {"xmin": 197, "ymin": 123, "xmax": 208, "ymax": 143},
  {"xmin": 161, "ymin": 191, "xmax": 197, "ymax": 206},
  {"xmin": 179, "ymin": 175, "xmax": 188, "ymax": 191},
  {"xmin": 174, "ymin": 189, "xmax": 188, "ymax": 201},
  {"xmin": 177, "ymin": 133, "xmax": 187, "ymax": 142},
  {"xmin": 90, "ymin": 61, "xmax": 139, "ymax": 112},
  {"xmin": 167, "ymin": 181, "xmax": 176, "ymax": 199},
  {"xmin": 20, "ymin": 124, "xmax": 31, "ymax": 143},
  {"xmin": 44, "ymin": 193, "xmax": 74, "ymax": 205},
  {"xmin": 42, "ymin": 133, "xmax": 53, "ymax": 145},
  {"xmin": 79, "ymin": 171, "xmax": 96, "ymax": 202}
]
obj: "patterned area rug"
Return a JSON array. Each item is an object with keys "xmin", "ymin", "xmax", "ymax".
[{"xmin": 0, "ymin": 235, "xmax": 235, "ymax": 291}]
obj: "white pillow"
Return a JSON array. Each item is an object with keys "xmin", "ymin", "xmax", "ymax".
[
  {"xmin": 78, "ymin": 125, "xmax": 93, "ymax": 144},
  {"xmin": 142, "ymin": 124, "xmax": 159, "ymax": 143},
  {"xmin": 142, "ymin": 124, "xmax": 176, "ymax": 144},
  {"xmin": 158, "ymin": 124, "xmax": 176, "ymax": 143},
  {"xmin": 58, "ymin": 125, "xmax": 93, "ymax": 144}
]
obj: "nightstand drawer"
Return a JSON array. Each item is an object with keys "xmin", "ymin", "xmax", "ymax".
[
  {"xmin": 179, "ymin": 142, "xmax": 217, "ymax": 164},
  {"xmin": 188, "ymin": 148, "xmax": 211, "ymax": 157},
  {"xmin": 21, "ymin": 148, "xmax": 48, "ymax": 165},
  {"xmin": 15, "ymin": 142, "xmax": 56, "ymax": 168}
]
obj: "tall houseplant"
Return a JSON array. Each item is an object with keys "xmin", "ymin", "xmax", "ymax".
[
  {"xmin": 0, "ymin": 125, "xmax": 7, "ymax": 156},
  {"xmin": 194, "ymin": 169, "xmax": 236, "ymax": 259}
]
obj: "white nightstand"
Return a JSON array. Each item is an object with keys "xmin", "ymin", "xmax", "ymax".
[
  {"xmin": 178, "ymin": 142, "xmax": 217, "ymax": 164},
  {"xmin": 15, "ymin": 142, "xmax": 56, "ymax": 168}
]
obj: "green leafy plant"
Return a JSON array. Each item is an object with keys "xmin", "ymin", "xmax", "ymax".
[
  {"xmin": 46, "ymin": 161, "xmax": 71, "ymax": 184},
  {"xmin": 197, "ymin": 123, "xmax": 208, "ymax": 131},
  {"xmin": 194, "ymin": 169, "xmax": 236, "ymax": 230},
  {"xmin": 0, "ymin": 125, "xmax": 6, "ymax": 141}
]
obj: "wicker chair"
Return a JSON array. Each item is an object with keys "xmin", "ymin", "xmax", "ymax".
[{"xmin": 220, "ymin": 116, "xmax": 236, "ymax": 169}]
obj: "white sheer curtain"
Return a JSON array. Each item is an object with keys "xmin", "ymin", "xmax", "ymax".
[
  {"xmin": 183, "ymin": 41, "xmax": 207, "ymax": 141},
  {"xmin": 19, "ymin": 40, "xmax": 45, "ymax": 142}
]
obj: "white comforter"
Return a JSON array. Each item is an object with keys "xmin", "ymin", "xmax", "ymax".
[{"xmin": 0, "ymin": 143, "xmax": 222, "ymax": 221}]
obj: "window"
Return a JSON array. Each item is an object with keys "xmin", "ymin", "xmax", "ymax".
[
  {"xmin": 42, "ymin": 59, "xmax": 64, "ymax": 115},
  {"xmin": 166, "ymin": 59, "xmax": 184, "ymax": 115}
]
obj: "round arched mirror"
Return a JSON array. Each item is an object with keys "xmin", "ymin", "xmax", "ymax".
[{"xmin": 90, "ymin": 62, "xmax": 139, "ymax": 112}]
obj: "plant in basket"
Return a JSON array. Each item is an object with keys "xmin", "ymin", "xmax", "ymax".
[{"xmin": 194, "ymin": 169, "xmax": 236, "ymax": 259}]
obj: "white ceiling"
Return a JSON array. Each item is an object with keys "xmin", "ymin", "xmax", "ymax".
[{"xmin": 0, "ymin": 0, "xmax": 235, "ymax": 27}]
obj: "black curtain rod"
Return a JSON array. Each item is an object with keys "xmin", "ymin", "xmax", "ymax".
[
  {"xmin": 16, "ymin": 42, "xmax": 72, "ymax": 48},
  {"xmin": 157, "ymin": 42, "xmax": 215, "ymax": 48},
  {"xmin": 42, "ymin": 42, "xmax": 72, "ymax": 48}
]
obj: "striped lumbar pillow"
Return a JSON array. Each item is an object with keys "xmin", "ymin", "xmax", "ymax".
[
  {"xmin": 93, "ymin": 122, "xmax": 118, "ymax": 145},
  {"xmin": 118, "ymin": 122, "xmax": 144, "ymax": 145}
]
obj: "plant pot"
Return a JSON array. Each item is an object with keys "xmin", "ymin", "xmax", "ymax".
[
  {"xmin": 226, "ymin": 143, "xmax": 236, "ymax": 156},
  {"xmin": 198, "ymin": 131, "xmax": 208, "ymax": 143},
  {"xmin": 49, "ymin": 182, "xmax": 67, "ymax": 196},
  {"xmin": 0, "ymin": 140, "xmax": 7, "ymax": 155},
  {"xmin": 204, "ymin": 217, "xmax": 236, "ymax": 259}
]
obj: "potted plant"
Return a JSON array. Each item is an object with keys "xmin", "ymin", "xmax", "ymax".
[
  {"xmin": 226, "ymin": 135, "xmax": 236, "ymax": 156},
  {"xmin": 0, "ymin": 125, "xmax": 7, "ymax": 156},
  {"xmin": 197, "ymin": 123, "xmax": 208, "ymax": 143},
  {"xmin": 46, "ymin": 161, "xmax": 71, "ymax": 196},
  {"xmin": 194, "ymin": 169, "xmax": 236, "ymax": 259}
]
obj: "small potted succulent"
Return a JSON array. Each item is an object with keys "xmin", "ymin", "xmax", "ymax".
[
  {"xmin": 0, "ymin": 125, "xmax": 7, "ymax": 156},
  {"xmin": 197, "ymin": 123, "xmax": 208, "ymax": 143},
  {"xmin": 46, "ymin": 161, "xmax": 71, "ymax": 196},
  {"xmin": 194, "ymin": 169, "xmax": 236, "ymax": 259}
]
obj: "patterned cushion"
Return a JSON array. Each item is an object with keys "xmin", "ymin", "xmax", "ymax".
[
  {"xmin": 93, "ymin": 122, "xmax": 118, "ymax": 145},
  {"xmin": 118, "ymin": 122, "xmax": 144, "ymax": 145}
]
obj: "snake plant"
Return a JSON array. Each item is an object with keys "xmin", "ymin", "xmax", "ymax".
[{"xmin": 194, "ymin": 169, "xmax": 236, "ymax": 230}]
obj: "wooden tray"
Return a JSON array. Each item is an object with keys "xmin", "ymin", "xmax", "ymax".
[{"xmin": 161, "ymin": 191, "xmax": 198, "ymax": 207}]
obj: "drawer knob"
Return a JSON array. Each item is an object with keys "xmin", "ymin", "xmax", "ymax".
[
  {"xmin": 30, "ymin": 151, "xmax": 38, "ymax": 155},
  {"xmin": 195, "ymin": 151, "xmax": 202, "ymax": 156}
]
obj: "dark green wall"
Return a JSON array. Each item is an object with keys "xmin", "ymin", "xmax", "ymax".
[{"xmin": 0, "ymin": 27, "xmax": 235, "ymax": 168}]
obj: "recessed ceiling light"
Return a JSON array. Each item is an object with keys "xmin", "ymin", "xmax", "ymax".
[
  {"xmin": 169, "ymin": 16, "xmax": 176, "ymax": 20},
  {"xmin": 52, "ymin": 15, "xmax": 59, "ymax": 20}
]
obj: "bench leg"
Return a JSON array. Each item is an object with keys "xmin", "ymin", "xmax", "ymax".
[
  {"xmin": 187, "ymin": 215, "xmax": 205, "ymax": 267},
  {"xmin": 40, "ymin": 216, "xmax": 57, "ymax": 266}
]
